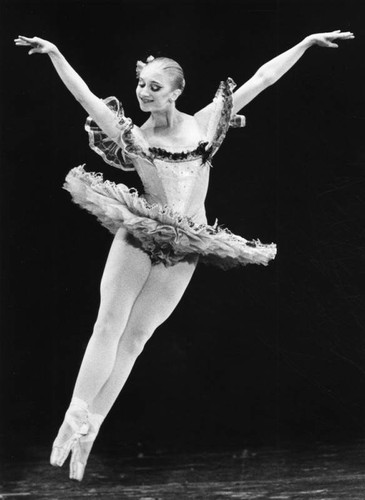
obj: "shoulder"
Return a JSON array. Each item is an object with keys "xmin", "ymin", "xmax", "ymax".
[
  {"xmin": 194, "ymin": 103, "xmax": 215, "ymax": 133},
  {"xmin": 181, "ymin": 112, "xmax": 205, "ymax": 133},
  {"xmin": 194, "ymin": 78, "xmax": 236, "ymax": 133},
  {"xmin": 177, "ymin": 112, "xmax": 208, "ymax": 140}
]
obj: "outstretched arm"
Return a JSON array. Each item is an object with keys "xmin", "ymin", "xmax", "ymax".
[
  {"xmin": 231, "ymin": 30, "xmax": 354, "ymax": 114},
  {"xmin": 14, "ymin": 36, "xmax": 123, "ymax": 142},
  {"xmin": 195, "ymin": 30, "xmax": 354, "ymax": 125}
]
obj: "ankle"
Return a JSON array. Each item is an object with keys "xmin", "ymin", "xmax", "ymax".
[
  {"xmin": 89, "ymin": 412, "xmax": 105, "ymax": 431},
  {"xmin": 69, "ymin": 397, "xmax": 89, "ymax": 412},
  {"xmin": 65, "ymin": 398, "xmax": 90, "ymax": 429}
]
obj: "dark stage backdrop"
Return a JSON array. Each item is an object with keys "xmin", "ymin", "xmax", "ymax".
[{"xmin": 1, "ymin": 0, "xmax": 365, "ymax": 458}]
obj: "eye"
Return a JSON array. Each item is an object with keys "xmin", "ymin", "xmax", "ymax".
[
  {"xmin": 151, "ymin": 85, "xmax": 161, "ymax": 92},
  {"xmin": 137, "ymin": 80, "xmax": 145, "ymax": 87}
]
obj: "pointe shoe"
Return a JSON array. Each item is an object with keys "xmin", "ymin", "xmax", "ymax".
[
  {"xmin": 69, "ymin": 412, "xmax": 104, "ymax": 481},
  {"xmin": 50, "ymin": 403, "xmax": 89, "ymax": 469}
]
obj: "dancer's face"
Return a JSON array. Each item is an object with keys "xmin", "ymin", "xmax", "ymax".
[{"xmin": 136, "ymin": 63, "xmax": 180, "ymax": 112}]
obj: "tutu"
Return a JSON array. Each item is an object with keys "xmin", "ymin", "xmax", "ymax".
[
  {"xmin": 63, "ymin": 78, "xmax": 277, "ymax": 269},
  {"xmin": 64, "ymin": 166, "xmax": 276, "ymax": 269}
]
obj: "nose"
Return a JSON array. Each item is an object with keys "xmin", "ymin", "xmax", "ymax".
[{"xmin": 139, "ymin": 89, "xmax": 150, "ymax": 98}]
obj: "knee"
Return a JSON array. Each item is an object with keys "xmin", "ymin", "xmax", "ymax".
[
  {"xmin": 124, "ymin": 327, "xmax": 154, "ymax": 357},
  {"xmin": 92, "ymin": 314, "xmax": 123, "ymax": 344}
]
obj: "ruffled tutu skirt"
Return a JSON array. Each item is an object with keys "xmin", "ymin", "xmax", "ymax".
[{"xmin": 63, "ymin": 165, "xmax": 277, "ymax": 269}]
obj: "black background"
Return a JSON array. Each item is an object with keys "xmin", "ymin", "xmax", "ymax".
[{"xmin": 1, "ymin": 0, "xmax": 365, "ymax": 459}]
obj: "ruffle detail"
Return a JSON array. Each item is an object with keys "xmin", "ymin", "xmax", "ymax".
[
  {"xmin": 85, "ymin": 97, "xmax": 136, "ymax": 171},
  {"xmin": 148, "ymin": 141, "xmax": 209, "ymax": 162},
  {"xmin": 85, "ymin": 78, "xmax": 246, "ymax": 169},
  {"xmin": 63, "ymin": 165, "xmax": 277, "ymax": 270},
  {"xmin": 205, "ymin": 77, "xmax": 245, "ymax": 161}
]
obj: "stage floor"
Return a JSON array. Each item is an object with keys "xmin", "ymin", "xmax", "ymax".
[{"xmin": 1, "ymin": 441, "xmax": 365, "ymax": 499}]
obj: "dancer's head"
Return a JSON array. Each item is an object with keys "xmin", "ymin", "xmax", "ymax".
[{"xmin": 136, "ymin": 56, "xmax": 185, "ymax": 112}]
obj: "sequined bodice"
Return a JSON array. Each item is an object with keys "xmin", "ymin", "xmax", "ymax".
[{"xmin": 132, "ymin": 155, "xmax": 211, "ymax": 224}]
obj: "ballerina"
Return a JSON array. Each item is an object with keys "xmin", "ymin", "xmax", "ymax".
[{"xmin": 15, "ymin": 28, "xmax": 354, "ymax": 481}]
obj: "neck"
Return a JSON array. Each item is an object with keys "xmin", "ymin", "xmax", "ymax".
[{"xmin": 150, "ymin": 104, "xmax": 180, "ymax": 129}]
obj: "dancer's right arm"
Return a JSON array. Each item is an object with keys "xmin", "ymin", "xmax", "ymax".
[{"xmin": 14, "ymin": 36, "xmax": 122, "ymax": 142}]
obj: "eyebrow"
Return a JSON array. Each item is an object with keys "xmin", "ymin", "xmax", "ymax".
[{"xmin": 139, "ymin": 77, "xmax": 163, "ymax": 86}]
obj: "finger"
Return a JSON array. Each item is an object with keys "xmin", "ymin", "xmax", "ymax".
[
  {"xmin": 334, "ymin": 33, "xmax": 355, "ymax": 41},
  {"xmin": 19, "ymin": 39, "xmax": 40, "ymax": 48},
  {"xmin": 19, "ymin": 35, "xmax": 35, "ymax": 42},
  {"xmin": 14, "ymin": 39, "xmax": 31, "ymax": 45},
  {"xmin": 17, "ymin": 36, "xmax": 37, "ymax": 45}
]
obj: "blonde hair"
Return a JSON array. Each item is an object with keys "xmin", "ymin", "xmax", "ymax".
[{"xmin": 136, "ymin": 56, "xmax": 185, "ymax": 92}]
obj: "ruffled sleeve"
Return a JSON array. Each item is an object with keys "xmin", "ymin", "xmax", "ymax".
[
  {"xmin": 85, "ymin": 96, "xmax": 136, "ymax": 171},
  {"xmin": 204, "ymin": 78, "xmax": 246, "ymax": 161}
]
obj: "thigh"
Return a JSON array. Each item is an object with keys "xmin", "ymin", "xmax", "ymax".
[
  {"xmin": 96, "ymin": 228, "xmax": 152, "ymax": 325},
  {"xmin": 123, "ymin": 256, "xmax": 199, "ymax": 334}
]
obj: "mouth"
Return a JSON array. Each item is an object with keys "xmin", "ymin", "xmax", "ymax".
[{"xmin": 140, "ymin": 98, "xmax": 154, "ymax": 104}]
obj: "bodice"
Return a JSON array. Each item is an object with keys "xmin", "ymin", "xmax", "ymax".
[
  {"xmin": 133, "ymin": 155, "xmax": 211, "ymax": 224},
  {"xmin": 84, "ymin": 78, "xmax": 246, "ymax": 224}
]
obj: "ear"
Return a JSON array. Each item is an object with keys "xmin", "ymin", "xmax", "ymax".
[{"xmin": 171, "ymin": 88, "xmax": 182, "ymax": 101}]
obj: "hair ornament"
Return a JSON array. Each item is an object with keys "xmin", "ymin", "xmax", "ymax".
[
  {"xmin": 136, "ymin": 60, "xmax": 146, "ymax": 77},
  {"xmin": 136, "ymin": 55, "xmax": 156, "ymax": 77}
]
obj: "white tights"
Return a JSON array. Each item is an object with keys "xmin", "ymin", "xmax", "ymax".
[{"xmin": 71, "ymin": 228, "xmax": 198, "ymax": 418}]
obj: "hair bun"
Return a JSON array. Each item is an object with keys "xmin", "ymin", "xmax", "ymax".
[{"xmin": 146, "ymin": 55, "xmax": 155, "ymax": 63}]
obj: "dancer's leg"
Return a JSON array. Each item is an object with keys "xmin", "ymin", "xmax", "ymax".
[
  {"xmin": 72, "ymin": 228, "xmax": 152, "ymax": 404},
  {"xmin": 63, "ymin": 257, "xmax": 198, "ymax": 480},
  {"xmin": 59, "ymin": 257, "xmax": 198, "ymax": 479},
  {"xmin": 51, "ymin": 228, "xmax": 151, "ymax": 477},
  {"xmin": 90, "ymin": 256, "xmax": 198, "ymax": 416}
]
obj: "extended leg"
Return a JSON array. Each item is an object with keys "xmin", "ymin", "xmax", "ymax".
[
  {"xmin": 72, "ymin": 228, "xmax": 152, "ymax": 404},
  {"xmin": 51, "ymin": 228, "xmax": 151, "ymax": 478},
  {"xmin": 62, "ymin": 257, "xmax": 198, "ymax": 480},
  {"xmin": 90, "ymin": 256, "xmax": 198, "ymax": 417}
]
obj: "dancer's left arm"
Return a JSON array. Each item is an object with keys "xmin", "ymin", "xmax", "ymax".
[
  {"xmin": 195, "ymin": 30, "xmax": 354, "ymax": 123},
  {"xmin": 231, "ymin": 30, "xmax": 354, "ymax": 114}
]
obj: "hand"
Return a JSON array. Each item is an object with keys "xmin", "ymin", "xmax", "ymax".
[
  {"xmin": 307, "ymin": 30, "xmax": 355, "ymax": 48},
  {"xmin": 14, "ymin": 35, "xmax": 57, "ymax": 55}
]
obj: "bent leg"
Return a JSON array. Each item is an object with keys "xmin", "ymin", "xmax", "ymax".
[
  {"xmin": 72, "ymin": 228, "xmax": 152, "ymax": 405},
  {"xmin": 91, "ymin": 256, "xmax": 198, "ymax": 416}
]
